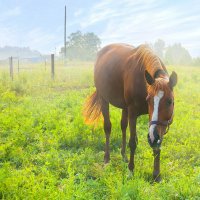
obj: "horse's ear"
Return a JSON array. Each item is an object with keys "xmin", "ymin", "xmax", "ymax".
[
  {"xmin": 145, "ymin": 70, "xmax": 154, "ymax": 85},
  {"xmin": 169, "ymin": 71, "xmax": 177, "ymax": 89}
]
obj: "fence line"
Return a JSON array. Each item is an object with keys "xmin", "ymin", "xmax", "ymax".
[
  {"xmin": 0, "ymin": 56, "xmax": 94, "ymax": 82},
  {"xmin": 5, "ymin": 54, "xmax": 56, "ymax": 80},
  {"xmin": 9, "ymin": 56, "xmax": 13, "ymax": 80},
  {"xmin": 51, "ymin": 54, "xmax": 55, "ymax": 80}
]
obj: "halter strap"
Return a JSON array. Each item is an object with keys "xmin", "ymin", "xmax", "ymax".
[
  {"xmin": 149, "ymin": 120, "xmax": 169, "ymax": 126},
  {"xmin": 149, "ymin": 111, "xmax": 174, "ymax": 134}
]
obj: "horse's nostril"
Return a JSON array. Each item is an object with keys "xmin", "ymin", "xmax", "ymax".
[
  {"xmin": 153, "ymin": 128, "xmax": 160, "ymax": 141},
  {"xmin": 157, "ymin": 139, "xmax": 161, "ymax": 144}
]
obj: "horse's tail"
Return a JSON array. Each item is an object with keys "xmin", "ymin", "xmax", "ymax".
[{"xmin": 83, "ymin": 91, "xmax": 102, "ymax": 124}]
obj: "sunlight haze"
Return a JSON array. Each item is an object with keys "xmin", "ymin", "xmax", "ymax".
[{"xmin": 0, "ymin": 0, "xmax": 199, "ymax": 56}]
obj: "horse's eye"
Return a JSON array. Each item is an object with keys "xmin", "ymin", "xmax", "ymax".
[{"xmin": 166, "ymin": 98, "xmax": 172, "ymax": 106}]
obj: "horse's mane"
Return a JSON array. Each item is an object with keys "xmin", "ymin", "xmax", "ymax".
[
  {"xmin": 134, "ymin": 44, "xmax": 169, "ymax": 96},
  {"xmin": 135, "ymin": 44, "xmax": 161, "ymax": 74}
]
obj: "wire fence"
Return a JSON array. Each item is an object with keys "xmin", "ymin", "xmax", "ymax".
[
  {"xmin": 0, "ymin": 54, "xmax": 87, "ymax": 80},
  {"xmin": 0, "ymin": 55, "xmax": 94, "ymax": 94},
  {"xmin": 3, "ymin": 54, "xmax": 56, "ymax": 80}
]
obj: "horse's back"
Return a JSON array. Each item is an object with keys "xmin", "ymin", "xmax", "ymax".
[
  {"xmin": 94, "ymin": 44, "xmax": 136, "ymax": 108},
  {"xmin": 96, "ymin": 43, "xmax": 135, "ymax": 59}
]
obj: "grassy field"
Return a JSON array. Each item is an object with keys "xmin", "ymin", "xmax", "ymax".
[{"xmin": 0, "ymin": 62, "xmax": 200, "ymax": 199}]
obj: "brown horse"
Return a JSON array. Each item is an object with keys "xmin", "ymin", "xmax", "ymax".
[{"xmin": 84, "ymin": 43, "xmax": 177, "ymax": 182}]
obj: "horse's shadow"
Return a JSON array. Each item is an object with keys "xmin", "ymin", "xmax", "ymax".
[{"xmin": 59, "ymin": 133, "xmax": 122, "ymax": 153}]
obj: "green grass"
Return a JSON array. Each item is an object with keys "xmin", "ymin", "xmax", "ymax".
[{"xmin": 0, "ymin": 62, "xmax": 200, "ymax": 199}]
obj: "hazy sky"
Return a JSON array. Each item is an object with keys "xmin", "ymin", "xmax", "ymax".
[{"xmin": 0, "ymin": 0, "xmax": 199, "ymax": 56}]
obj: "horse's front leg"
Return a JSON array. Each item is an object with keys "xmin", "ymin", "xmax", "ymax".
[
  {"xmin": 153, "ymin": 149, "xmax": 161, "ymax": 182},
  {"xmin": 128, "ymin": 107, "xmax": 137, "ymax": 172},
  {"xmin": 121, "ymin": 108, "xmax": 128, "ymax": 162}
]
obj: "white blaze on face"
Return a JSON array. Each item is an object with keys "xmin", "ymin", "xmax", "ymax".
[{"xmin": 149, "ymin": 90, "xmax": 164, "ymax": 143}]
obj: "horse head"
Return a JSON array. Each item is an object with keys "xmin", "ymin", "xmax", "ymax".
[{"xmin": 145, "ymin": 70, "xmax": 177, "ymax": 149}]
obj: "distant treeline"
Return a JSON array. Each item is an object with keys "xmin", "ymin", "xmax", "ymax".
[
  {"xmin": 0, "ymin": 46, "xmax": 41, "ymax": 60},
  {"xmin": 60, "ymin": 31, "xmax": 200, "ymax": 66},
  {"xmin": 152, "ymin": 39, "xmax": 200, "ymax": 66},
  {"xmin": 1, "ymin": 32, "xmax": 198, "ymax": 66}
]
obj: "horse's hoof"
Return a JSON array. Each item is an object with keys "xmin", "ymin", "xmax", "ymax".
[
  {"xmin": 153, "ymin": 175, "xmax": 162, "ymax": 183},
  {"xmin": 104, "ymin": 157, "xmax": 110, "ymax": 164},
  {"xmin": 128, "ymin": 170, "xmax": 134, "ymax": 179},
  {"xmin": 122, "ymin": 155, "xmax": 128, "ymax": 163},
  {"xmin": 128, "ymin": 163, "xmax": 134, "ymax": 172}
]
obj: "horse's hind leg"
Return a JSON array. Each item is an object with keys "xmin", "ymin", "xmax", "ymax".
[
  {"xmin": 121, "ymin": 108, "xmax": 128, "ymax": 162},
  {"xmin": 102, "ymin": 99, "xmax": 111, "ymax": 164}
]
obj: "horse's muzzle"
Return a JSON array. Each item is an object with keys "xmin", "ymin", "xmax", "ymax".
[{"xmin": 147, "ymin": 128, "xmax": 162, "ymax": 148}]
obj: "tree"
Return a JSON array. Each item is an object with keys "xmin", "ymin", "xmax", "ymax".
[
  {"xmin": 165, "ymin": 43, "xmax": 192, "ymax": 65},
  {"xmin": 153, "ymin": 39, "xmax": 165, "ymax": 59},
  {"xmin": 192, "ymin": 57, "xmax": 200, "ymax": 66},
  {"xmin": 60, "ymin": 31, "xmax": 101, "ymax": 61}
]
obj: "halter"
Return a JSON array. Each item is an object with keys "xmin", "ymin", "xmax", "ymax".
[{"xmin": 149, "ymin": 112, "xmax": 173, "ymax": 134}]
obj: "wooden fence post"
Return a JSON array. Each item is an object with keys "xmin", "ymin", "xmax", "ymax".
[
  {"xmin": 51, "ymin": 54, "xmax": 54, "ymax": 80},
  {"xmin": 18, "ymin": 58, "xmax": 20, "ymax": 73},
  {"xmin": 9, "ymin": 56, "xmax": 13, "ymax": 80},
  {"xmin": 45, "ymin": 59, "xmax": 47, "ymax": 71}
]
